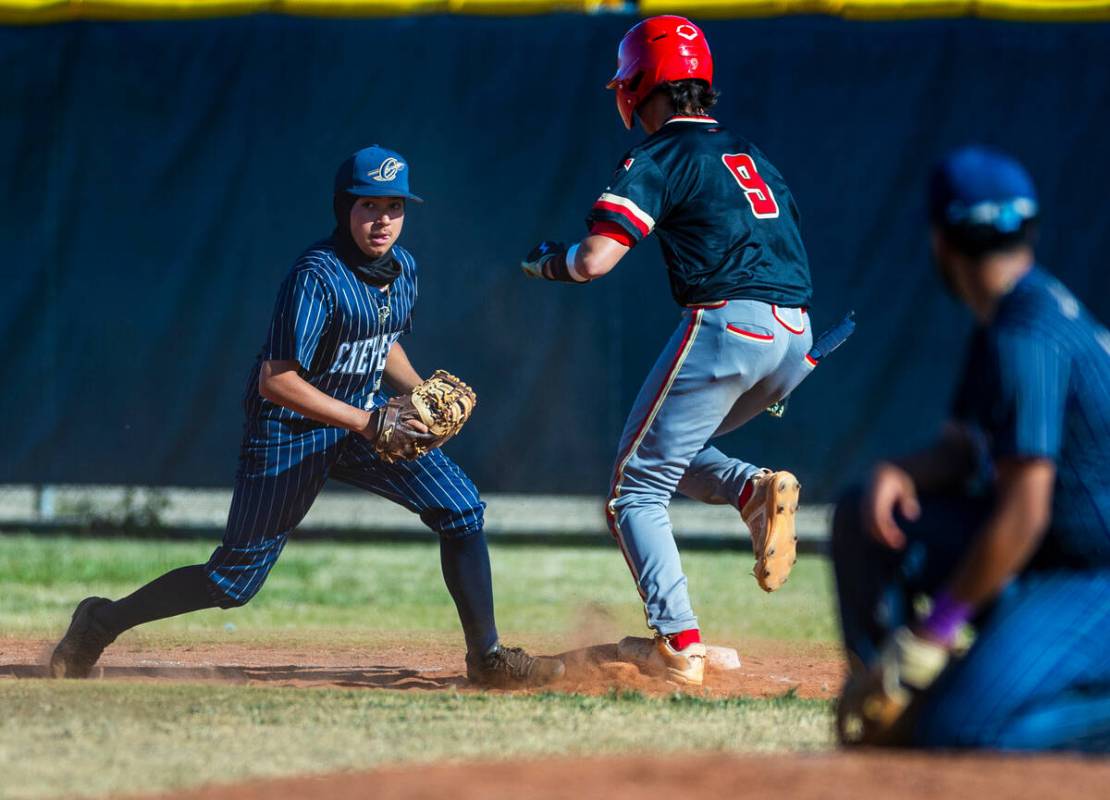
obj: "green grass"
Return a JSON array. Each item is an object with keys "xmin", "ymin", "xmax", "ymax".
[
  {"xmin": 0, "ymin": 682, "xmax": 832, "ymax": 800},
  {"xmin": 0, "ymin": 533, "xmax": 837, "ymax": 645},
  {"xmin": 0, "ymin": 533, "xmax": 839, "ymax": 799}
]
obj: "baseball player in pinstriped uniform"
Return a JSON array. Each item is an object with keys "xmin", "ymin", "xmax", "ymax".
[
  {"xmin": 51, "ymin": 146, "xmax": 564, "ymax": 688},
  {"xmin": 833, "ymin": 147, "xmax": 1110, "ymax": 750},
  {"xmin": 522, "ymin": 17, "xmax": 852, "ymax": 686}
]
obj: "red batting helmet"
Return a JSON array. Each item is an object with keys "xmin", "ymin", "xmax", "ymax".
[{"xmin": 606, "ymin": 15, "xmax": 714, "ymax": 130}]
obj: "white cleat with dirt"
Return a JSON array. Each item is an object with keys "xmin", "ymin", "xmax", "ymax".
[
  {"xmin": 617, "ymin": 635, "xmax": 706, "ymax": 686},
  {"xmin": 741, "ymin": 469, "xmax": 802, "ymax": 593}
]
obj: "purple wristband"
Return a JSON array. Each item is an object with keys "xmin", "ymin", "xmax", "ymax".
[{"xmin": 921, "ymin": 591, "xmax": 972, "ymax": 646}]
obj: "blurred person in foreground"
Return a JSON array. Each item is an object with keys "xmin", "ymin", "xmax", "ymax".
[{"xmin": 833, "ymin": 145, "xmax": 1110, "ymax": 751}]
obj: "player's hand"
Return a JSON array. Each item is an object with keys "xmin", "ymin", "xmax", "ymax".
[
  {"xmin": 357, "ymin": 405, "xmax": 430, "ymax": 442},
  {"xmin": 521, "ymin": 240, "xmax": 567, "ymax": 280},
  {"xmin": 863, "ymin": 462, "xmax": 920, "ymax": 550}
]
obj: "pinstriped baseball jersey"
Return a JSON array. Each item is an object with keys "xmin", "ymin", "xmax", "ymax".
[
  {"xmin": 244, "ymin": 237, "xmax": 417, "ymax": 424},
  {"xmin": 953, "ymin": 267, "xmax": 1110, "ymax": 564},
  {"xmin": 585, "ymin": 116, "xmax": 812, "ymax": 308},
  {"xmin": 206, "ymin": 235, "xmax": 488, "ymax": 607}
]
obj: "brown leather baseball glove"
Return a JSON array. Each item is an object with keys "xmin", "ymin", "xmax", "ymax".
[
  {"xmin": 371, "ymin": 370, "xmax": 477, "ymax": 463},
  {"xmin": 836, "ymin": 627, "xmax": 952, "ymax": 747}
]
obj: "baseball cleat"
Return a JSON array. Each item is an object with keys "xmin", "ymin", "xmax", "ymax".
[
  {"xmin": 466, "ymin": 644, "xmax": 565, "ymax": 688},
  {"xmin": 50, "ymin": 596, "xmax": 117, "ymax": 679},
  {"xmin": 617, "ymin": 635, "xmax": 706, "ymax": 686},
  {"xmin": 741, "ymin": 470, "xmax": 801, "ymax": 593}
]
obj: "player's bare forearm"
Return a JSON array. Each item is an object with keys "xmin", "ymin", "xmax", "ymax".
[
  {"xmin": 258, "ymin": 359, "xmax": 372, "ymax": 433},
  {"xmin": 522, "ymin": 235, "xmax": 630, "ymax": 282},
  {"xmin": 572, "ymin": 234, "xmax": 630, "ymax": 280},
  {"xmin": 941, "ymin": 458, "xmax": 1055, "ymax": 610},
  {"xmin": 891, "ymin": 423, "xmax": 978, "ymax": 493},
  {"xmin": 382, "ymin": 342, "xmax": 422, "ymax": 394}
]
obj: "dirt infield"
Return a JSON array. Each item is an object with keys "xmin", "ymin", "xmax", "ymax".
[
  {"xmin": 7, "ymin": 637, "xmax": 1109, "ymax": 800},
  {"xmin": 0, "ymin": 637, "xmax": 842, "ymax": 698},
  {"xmin": 149, "ymin": 751, "xmax": 1110, "ymax": 800}
]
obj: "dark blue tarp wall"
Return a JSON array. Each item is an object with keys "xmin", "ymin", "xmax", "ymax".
[{"xmin": 2, "ymin": 15, "xmax": 1110, "ymax": 498}]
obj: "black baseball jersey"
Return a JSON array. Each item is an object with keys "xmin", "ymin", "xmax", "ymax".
[{"xmin": 586, "ymin": 116, "xmax": 813, "ymax": 308}]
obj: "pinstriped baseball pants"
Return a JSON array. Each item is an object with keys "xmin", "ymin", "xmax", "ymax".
[
  {"xmin": 205, "ymin": 420, "xmax": 484, "ymax": 606},
  {"xmin": 833, "ymin": 487, "xmax": 1110, "ymax": 752}
]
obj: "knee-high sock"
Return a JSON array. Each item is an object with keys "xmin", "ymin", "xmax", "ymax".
[
  {"xmin": 439, "ymin": 530, "xmax": 499, "ymax": 657},
  {"xmin": 92, "ymin": 564, "xmax": 220, "ymax": 636}
]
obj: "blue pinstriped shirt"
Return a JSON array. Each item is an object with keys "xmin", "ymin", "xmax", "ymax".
[
  {"xmin": 243, "ymin": 238, "xmax": 418, "ymax": 426},
  {"xmin": 954, "ymin": 267, "xmax": 1110, "ymax": 565}
]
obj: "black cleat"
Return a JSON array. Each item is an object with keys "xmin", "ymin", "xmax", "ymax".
[
  {"xmin": 50, "ymin": 597, "xmax": 117, "ymax": 679},
  {"xmin": 466, "ymin": 644, "xmax": 565, "ymax": 688}
]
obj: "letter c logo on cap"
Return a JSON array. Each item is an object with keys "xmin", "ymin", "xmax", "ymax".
[{"xmin": 368, "ymin": 158, "xmax": 406, "ymax": 182}]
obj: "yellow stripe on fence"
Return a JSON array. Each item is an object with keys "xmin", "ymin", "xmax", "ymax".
[
  {"xmin": 640, "ymin": 0, "xmax": 1110, "ymax": 20},
  {"xmin": 0, "ymin": 0, "xmax": 611, "ymax": 24},
  {"xmin": 2, "ymin": 0, "xmax": 1110, "ymax": 25}
]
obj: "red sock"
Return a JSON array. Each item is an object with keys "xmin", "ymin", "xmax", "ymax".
[
  {"xmin": 667, "ymin": 629, "xmax": 701, "ymax": 651},
  {"xmin": 738, "ymin": 479, "xmax": 755, "ymax": 510}
]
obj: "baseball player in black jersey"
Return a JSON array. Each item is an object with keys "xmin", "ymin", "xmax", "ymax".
[{"xmin": 522, "ymin": 16, "xmax": 851, "ymax": 686}]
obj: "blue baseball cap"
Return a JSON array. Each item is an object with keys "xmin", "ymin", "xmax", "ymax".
[
  {"xmin": 334, "ymin": 145, "xmax": 423, "ymax": 203},
  {"xmin": 928, "ymin": 146, "xmax": 1038, "ymax": 233}
]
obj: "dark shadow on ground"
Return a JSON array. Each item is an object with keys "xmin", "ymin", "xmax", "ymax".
[
  {"xmin": 0, "ymin": 641, "xmax": 839, "ymax": 698},
  {"xmin": 0, "ymin": 662, "xmax": 466, "ymax": 690}
]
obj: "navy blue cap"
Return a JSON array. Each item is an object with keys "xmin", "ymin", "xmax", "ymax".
[
  {"xmin": 928, "ymin": 146, "xmax": 1038, "ymax": 233},
  {"xmin": 334, "ymin": 145, "xmax": 423, "ymax": 203}
]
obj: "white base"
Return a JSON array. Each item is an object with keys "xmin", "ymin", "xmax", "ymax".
[{"xmin": 705, "ymin": 645, "xmax": 742, "ymax": 671}]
